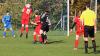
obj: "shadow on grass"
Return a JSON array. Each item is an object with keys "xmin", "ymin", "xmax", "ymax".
[
  {"xmin": 89, "ymin": 50, "xmax": 100, "ymax": 54},
  {"xmin": 79, "ymin": 46, "xmax": 100, "ymax": 54},
  {"xmin": 47, "ymin": 40, "xmax": 64, "ymax": 44},
  {"xmin": 79, "ymin": 46, "xmax": 100, "ymax": 49}
]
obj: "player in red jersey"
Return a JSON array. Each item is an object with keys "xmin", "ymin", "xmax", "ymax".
[
  {"xmin": 20, "ymin": 3, "xmax": 32, "ymax": 38},
  {"xmin": 70, "ymin": 12, "xmax": 84, "ymax": 50},
  {"xmin": 31, "ymin": 10, "xmax": 43, "ymax": 44}
]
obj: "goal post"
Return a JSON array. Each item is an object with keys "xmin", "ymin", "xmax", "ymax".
[{"xmin": 66, "ymin": 0, "xmax": 69, "ymax": 36}]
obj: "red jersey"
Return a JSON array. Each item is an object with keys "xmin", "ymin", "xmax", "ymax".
[
  {"xmin": 74, "ymin": 16, "xmax": 81, "ymax": 30},
  {"xmin": 22, "ymin": 6, "xmax": 32, "ymax": 20},
  {"xmin": 34, "ymin": 15, "xmax": 41, "ymax": 25},
  {"xmin": 34, "ymin": 15, "xmax": 42, "ymax": 35},
  {"xmin": 74, "ymin": 16, "xmax": 84, "ymax": 35}
]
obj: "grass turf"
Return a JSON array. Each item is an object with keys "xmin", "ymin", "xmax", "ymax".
[{"xmin": 0, "ymin": 31, "xmax": 100, "ymax": 56}]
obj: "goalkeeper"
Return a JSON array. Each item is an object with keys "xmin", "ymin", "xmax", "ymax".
[{"xmin": 2, "ymin": 11, "xmax": 15, "ymax": 38}]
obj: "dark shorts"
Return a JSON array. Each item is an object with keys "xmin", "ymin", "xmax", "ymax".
[
  {"xmin": 41, "ymin": 22, "xmax": 49, "ymax": 32},
  {"xmin": 84, "ymin": 26, "xmax": 94, "ymax": 38}
]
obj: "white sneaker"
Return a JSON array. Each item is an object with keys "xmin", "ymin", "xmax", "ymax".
[
  {"xmin": 3, "ymin": 36, "xmax": 6, "ymax": 38},
  {"xmin": 74, "ymin": 48, "xmax": 78, "ymax": 50},
  {"xmin": 13, "ymin": 35, "xmax": 15, "ymax": 38}
]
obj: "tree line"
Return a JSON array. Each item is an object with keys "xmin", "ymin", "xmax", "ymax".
[{"xmin": 0, "ymin": 0, "xmax": 100, "ymax": 30}]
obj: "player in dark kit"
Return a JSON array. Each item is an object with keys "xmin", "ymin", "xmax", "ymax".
[{"xmin": 40, "ymin": 11, "xmax": 51, "ymax": 44}]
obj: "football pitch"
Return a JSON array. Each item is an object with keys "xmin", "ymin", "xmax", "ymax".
[{"xmin": 0, "ymin": 31, "xmax": 100, "ymax": 56}]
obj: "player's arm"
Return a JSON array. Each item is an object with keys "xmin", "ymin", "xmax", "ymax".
[
  {"xmin": 94, "ymin": 19, "xmax": 97, "ymax": 33},
  {"xmin": 2, "ymin": 16, "xmax": 5, "ymax": 23},
  {"xmin": 94, "ymin": 13, "xmax": 97, "ymax": 33},
  {"xmin": 31, "ymin": 18, "xmax": 38, "ymax": 25},
  {"xmin": 22, "ymin": 7, "xmax": 25, "ymax": 12},
  {"xmin": 31, "ymin": 21, "xmax": 37, "ymax": 25},
  {"xmin": 70, "ymin": 22, "xmax": 76, "ymax": 33},
  {"xmin": 71, "ymin": 22, "xmax": 76, "ymax": 29},
  {"xmin": 10, "ymin": 15, "xmax": 12, "ymax": 22},
  {"xmin": 46, "ymin": 17, "xmax": 51, "ymax": 26},
  {"xmin": 2, "ymin": 16, "xmax": 7, "ymax": 26},
  {"xmin": 41, "ymin": 13, "xmax": 45, "ymax": 19}
]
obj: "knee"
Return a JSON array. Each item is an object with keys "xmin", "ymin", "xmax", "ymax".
[
  {"xmin": 25, "ymin": 25, "xmax": 28, "ymax": 28},
  {"xmin": 76, "ymin": 35, "xmax": 79, "ymax": 40},
  {"xmin": 84, "ymin": 38, "xmax": 88, "ymax": 41},
  {"xmin": 92, "ymin": 38, "xmax": 95, "ymax": 40},
  {"xmin": 22, "ymin": 24, "xmax": 24, "ymax": 27},
  {"xmin": 33, "ymin": 32, "xmax": 36, "ymax": 35}
]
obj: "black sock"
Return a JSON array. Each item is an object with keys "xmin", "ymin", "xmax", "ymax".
[
  {"xmin": 92, "ymin": 40, "xmax": 96, "ymax": 52},
  {"xmin": 41, "ymin": 34, "xmax": 45, "ymax": 42},
  {"xmin": 26, "ymin": 33, "xmax": 28, "ymax": 39},
  {"xmin": 84, "ymin": 41, "xmax": 88, "ymax": 53}
]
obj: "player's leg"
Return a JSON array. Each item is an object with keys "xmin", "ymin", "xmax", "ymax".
[
  {"xmin": 84, "ymin": 37, "xmax": 88, "ymax": 53},
  {"xmin": 84, "ymin": 26, "xmax": 89, "ymax": 53},
  {"xmin": 37, "ymin": 34, "xmax": 43, "ymax": 43},
  {"xmin": 3, "ymin": 28, "xmax": 7, "ymax": 38},
  {"xmin": 43, "ymin": 24, "xmax": 49, "ymax": 44},
  {"xmin": 33, "ymin": 32, "xmax": 37, "ymax": 43},
  {"xmin": 89, "ymin": 26, "xmax": 96, "ymax": 53},
  {"xmin": 24, "ymin": 19, "xmax": 29, "ymax": 39},
  {"xmin": 25, "ymin": 24, "xmax": 29, "ymax": 39},
  {"xmin": 40, "ymin": 30, "xmax": 44, "ymax": 43},
  {"xmin": 74, "ymin": 34, "xmax": 80, "ymax": 50},
  {"xmin": 20, "ymin": 19, "xmax": 25, "ymax": 37},
  {"xmin": 20, "ymin": 24, "xmax": 24, "ymax": 37},
  {"xmin": 91, "ymin": 38, "xmax": 96, "ymax": 53},
  {"xmin": 38, "ymin": 30, "xmax": 43, "ymax": 43},
  {"xmin": 10, "ymin": 27, "xmax": 15, "ymax": 38},
  {"xmin": 43, "ymin": 31, "xmax": 48, "ymax": 44}
]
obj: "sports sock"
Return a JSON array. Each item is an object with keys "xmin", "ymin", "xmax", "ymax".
[
  {"xmin": 26, "ymin": 27, "xmax": 29, "ymax": 33},
  {"xmin": 33, "ymin": 35, "xmax": 37, "ymax": 42},
  {"xmin": 20, "ymin": 27, "xmax": 24, "ymax": 33},
  {"xmin": 84, "ymin": 41, "xmax": 88, "ymax": 53},
  {"xmin": 11, "ymin": 30, "xmax": 15, "ymax": 36},
  {"xmin": 74, "ymin": 40, "xmax": 79, "ymax": 48},
  {"xmin": 3, "ymin": 31, "xmax": 6, "ymax": 37},
  {"xmin": 26, "ymin": 33, "xmax": 28, "ymax": 39},
  {"xmin": 92, "ymin": 40, "xmax": 96, "ymax": 52}
]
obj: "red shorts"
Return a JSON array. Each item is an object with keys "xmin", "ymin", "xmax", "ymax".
[
  {"xmin": 34, "ymin": 24, "xmax": 42, "ymax": 35},
  {"xmin": 76, "ymin": 29, "xmax": 84, "ymax": 36},
  {"xmin": 21, "ymin": 19, "xmax": 29, "ymax": 25}
]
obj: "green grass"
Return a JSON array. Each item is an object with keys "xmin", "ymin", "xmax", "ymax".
[{"xmin": 0, "ymin": 31, "xmax": 100, "ymax": 56}]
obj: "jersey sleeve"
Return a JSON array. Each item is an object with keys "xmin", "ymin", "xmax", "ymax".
[
  {"xmin": 47, "ymin": 18, "xmax": 51, "ymax": 25},
  {"xmin": 2, "ymin": 16, "xmax": 5, "ymax": 23}
]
